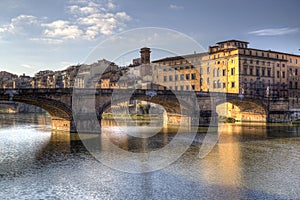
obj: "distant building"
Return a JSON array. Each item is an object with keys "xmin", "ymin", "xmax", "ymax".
[
  {"xmin": 0, "ymin": 71, "xmax": 18, "ymax": 88},
  {"xmin": 13, "ymin": 73, "xmax": 32, "ymax": 88}
]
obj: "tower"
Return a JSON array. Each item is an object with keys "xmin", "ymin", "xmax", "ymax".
[{"xmin": 140, "ymin": 47, "xmax": 151, "ymax": 64}]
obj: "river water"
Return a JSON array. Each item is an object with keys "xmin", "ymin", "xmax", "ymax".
[{"xmin": 0, "ymin": 113, "xmax": 299, "ymax": 199}]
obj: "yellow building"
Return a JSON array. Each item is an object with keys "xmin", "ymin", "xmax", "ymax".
[{"xmin": 152, "ymin": 39, "xmax": 300, "ymax": 98}]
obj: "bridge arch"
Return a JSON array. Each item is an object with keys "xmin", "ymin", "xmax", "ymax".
[
  {"xmin": 0, "ymin": 90, "xmax": 74, "ymax": 131},
  {"xmin": 215, "ymin": 97, "xmax": 267, "ymax": 122},
  {"xmin": 97, "ymin": 91, "xmax": 198, "ymax": 126}
]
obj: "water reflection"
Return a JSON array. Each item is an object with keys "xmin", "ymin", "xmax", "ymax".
[{"xmin": 0, "ymin": 114, "xmax": 299, "ymax": 199}]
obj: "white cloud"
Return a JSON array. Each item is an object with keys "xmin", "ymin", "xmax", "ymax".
[
  {"xmin": 0, "ymin": 0, "xmax": 132, "ymax": 43},
  {"xmin": 66, "ymin": 0, "xmax": 131, "ymax": 39},
  {"xmin": 249, "ymin": 27, "xmax": 299, "ymax": 36},
  {"xmin": 0, "ymin": 15, "xmax": 39, "ymax": 35},
  {"xmin": 77, "ymin": 11, "xmax": 131, "ymax": 39},
  {"xmin": 21, "ymin": 64, "xmax": 34, "ymax": 69},
  {"xmin": 42, "ymin": 20, "xmax": 83, "ymax": 39},
  {"xmin": 30, "ymin": 37, "xmax": 64, "ymax": 44},
  {"xmin": 169, "ymin": 4, "xmax": 184, "ymax": 10},
  {"xmin": 107, "ymin": 0, "xmax": 116, "ymax": 10}
]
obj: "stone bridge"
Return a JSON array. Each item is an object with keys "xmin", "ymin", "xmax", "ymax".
[{"xmin": 0, "ymin": 88, "xmax": 289, "ymax": 132}]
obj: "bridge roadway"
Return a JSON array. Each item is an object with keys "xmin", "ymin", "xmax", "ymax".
[{"xmin": 0, "ymin": 88, "xmax": 289, "ymax": 132}]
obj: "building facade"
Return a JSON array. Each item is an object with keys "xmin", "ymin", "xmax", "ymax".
[{"xmin": 151, "ymin": 40, "xmax": 300, "ymax": 98}]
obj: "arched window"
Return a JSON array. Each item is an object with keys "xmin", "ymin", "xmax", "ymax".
[
  {"xmin": 213, "ymin": 80, "xmax": 217, "ymax": 89},
  {"xmin": 217, "ymin": 80, "xmax": 221, "ymax": 88}
]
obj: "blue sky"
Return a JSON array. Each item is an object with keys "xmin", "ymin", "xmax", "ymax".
[{"xmin": 0, "ymin": 0, "xmax": 300, "ymax": 75}]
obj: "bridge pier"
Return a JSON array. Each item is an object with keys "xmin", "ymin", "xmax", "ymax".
[{"xmin": 199, "ymin": 110, "xmax": 219, "ymax": 126}]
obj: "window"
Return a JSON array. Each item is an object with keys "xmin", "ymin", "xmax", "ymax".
[
  {"xmin": 256, "ymin": 60, "xmax": 259, "ymax": 65},
  {"xmin": 289, "ymin": 81, "xmax": 293, "ymax": 89},
  {"xmin": 249, "ymin": 51, "xmax": 252, "ymax": 56},
  {"xmin": 296, "ymin": 59, "xmax": 298, "ymax": 64},
  {"xmin": 180, "ymin": 66, "xmax": 184, "ymax": 70},
  {"xmin": 180, "ymin": 74, "xmax": 184, "ymax": 80},
  {"xmin": 185, "ymin": 66, "xmax": 190, "ymax": 70},
  {"xmin": 296, "ymin": 69, "xmax": 298, "ymax": 76},
  {"xmin": 200, "ymin": 68, "xmax": 203, "ymax": 75},
  {"xmin": 180, "ymin": 86, "xmax": 184, "ymax": 91},
  {"xmin": 290, "ymin": 58, "xmax": 293, "ymax": 63},
  {"xmin": 217, "ymin": 80, "xmax": 221, "ymax": 88},
  {"xmin": 262, "ymin": 52, "xmax": 264, "ymax": 57},
  {"xmin": 231, "ymin": 68, "xmax": 235, "ymax": 75},
  {"xmin": 231, "ymin": 82, "xmax": 235, "ymax": 88},
  {"xmin": 277, "ymin": 71, "xmax": 280, "ymax": 78},
  {"xmin": 223, "ymin": 69, "xmax": 226, "ymax": 76},
  {"xmin": 164, "ymin": 76, "xmax": 167, "ymax": 82},
  {"xmin": 217, "ymin": 68, "xmax": 220, "ymax": 77},
  {"xmin": 282, "ymin": 64, "xmax": 285, "ymax": 68},
  {"xmin": 231, "ymin": 59, "xmax": 234, "ymax": 64},
  {"xmin": 250, "ymin": 67, "xmax": 253, "ymax": 75},
  {"xmin": 255, "ymin": 52, "xmax": 258, "ymax": 56},
  {"xmin": 175, "ymin": 75, "xmax": 178, "ymax": 81},
  {"xmin": 169, "ymin": 75, "xmax": 173, "ymax": 81},
  {"xmin": 243, "ymin": 67, "xmax": 247, "ymax": 75},
  {"xmin": 267, "ymin": 69, "xmax": 271, "ymax": 77},
  {"xmin": 256, "ymin": 68, "xmax": 260, "ymax": 76},
  {"xmin": 296, "ymin": 82, "xmax": 298, "ymax": 89},
  {"xmin": 223, "ymin": 82, "xmax": 226, "ymax": 88},
  {"xmin": 262, "ymin": 68, "xmax": 265, "ymax": 76},
  {"xmin": 175, "ymin": 86, "xmax": 178, "ymax": 90},
  {"xmin": 191, "ymin": 73, "xmax": 196, "ymax": 80},
  {"xmin": 282, "ymin": 71, "xmax": 285, "ymax": 78},
  {"xmin": 207, "ymin": 67, "xmax": 210, "ymax": 74},
  {"xmin": 207, "ymin": 78, "xmax": 210, "ymax": 85},
  {"xmin": 186, "ymin": 74, "xmax": 190, "ymax": 80},
  {"xmin": 191, "ymin": 85, "xmax": 195, "ymax": 90},
  {"xmin": 250, "ymin": 60, "xmax": 253, "ymax": 64},
  {"xmin": 213, "ymin": 81, "xmax": 217, "ymax": 88},
  {"xmin": 277, "ymin": 63, "xmax": 280, "ymax": 67},
  {"xmin": 186, "ymin": 85, "xmax": 189, "ymax": 90},
  {"xmin": 213, "ymin": 68, "xmax": 217, "ymax": 77}
]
